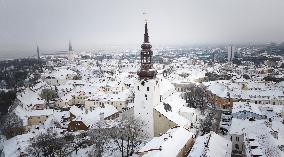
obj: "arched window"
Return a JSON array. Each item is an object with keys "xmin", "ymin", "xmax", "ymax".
[{"xmin": 235, "ymin": 144, "xmax": 239, "ymax": 149}]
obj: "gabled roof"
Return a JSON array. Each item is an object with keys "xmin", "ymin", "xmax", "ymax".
[
  {"xmin": 69, "ymin": 105, "xmax": 118, "ymax": 127},
  {"xmin": 138, "ymin": 127, "xmax": 194, "ymax": 157},
  {"xmin": 154, "ymin": 92, "xmax": 191, "ymax": 127}
]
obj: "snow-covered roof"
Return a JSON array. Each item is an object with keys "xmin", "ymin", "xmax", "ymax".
[
  {"xmin": 65, "ymin": 80, "xmax": 85, "ymax": 86},
  {"xmin": 44, "ymin": 110, "xmax": 70, "ymax": 128},
  {"xmin": 167, "ymin": 65, "xmax": 207, "ymax": 84},
  {"xmin": 87, "ymin": 88, "xmax": 131, "ymax": 102},
  {"xmin": 159, "ymin": 78, "xmax": 175, "ymax": 97},
  {"xmin": 188, "ymin": 132, "xmax": 231, "ymax": 157},
  {"xmin": 13, "ymin": 105, "xmax": 28, "ymax": 126},
  {"xmin": 69, "ymin": 105, "xmax": 118, "ymax": 126},
  {"xmin": 230, "ymin": 118, "xmax": 265, "ymax": 135},
  {"xmin": 203, "ymin": 80, "xmax": 284, "ymax": 100},
  {"xmin": 59, "ymin": 92, "xmax": 74, "ymax": 102},
  {"xmin": 155, "ymin": 93, "xmax": 190, "ymax": 127},
  {"xmin": 2, "ymin": 133, "xmax": 35, "ymax": 157},
  {"xmin": 230, "ymin": 118, "xmax": 283, "ymax": 157},
  {"xmin": 30, "ymin": 80, "xmax": 50, "ymax": 91},
  {"xmin": 43, "ymin": 68, "xmax": 77, "ymax": 80},
  {"xmin": 17, "ymin": 88, "xmax": 45, "ymax": 110},
  {"xmin": 138, "ymin": 127, "xmax": 194, "ymax": 157},
  {"xmin": 27, "ymin": 109, "xmax": 54, "ymax": 117},
  {"xmin": 203, "ymin": 81, "xmax": 229, "ymax": 98},
  {"xmin": 232, "ymin": 102, "xmax": 263, "ymax": 115}
]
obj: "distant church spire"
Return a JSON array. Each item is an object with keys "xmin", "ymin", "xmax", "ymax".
[
  {"xmin": 37, "ymin": 45, "xmax": 40, "ymax": 60},
  {"xmin": 137, "ymin": 21, "xmax": 157, "ymax": 79},
  {"xmin": 69, "ymin": 41, "xmax": 73, "ymax": 52}
]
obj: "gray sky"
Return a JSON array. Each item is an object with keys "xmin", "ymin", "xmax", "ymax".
[{"xmin": 0, "ymin": 0, "xmax": 284, "ymax": 55}]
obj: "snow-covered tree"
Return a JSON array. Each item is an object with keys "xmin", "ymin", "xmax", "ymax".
[
  {"xmin": 110, "ymin": 117, "xmax": 148, "ymax": 157},
  {"xmin": 88, "ymin": 122, "xmax": 111, "ymax": 157},
  {"xmin": 28, "ymin": 129, "xmax": 74, "ymax": 157},
  {"xmin": 184, "ymin": 85, "xmax": 207, "ymax": 112},
  {"xmin": 0, "ymin": 112, "xmax": 25, "ymax": 139},
  {"xmin": 183, "ymin": 85, "xmax": 221, "ymax": 135}
]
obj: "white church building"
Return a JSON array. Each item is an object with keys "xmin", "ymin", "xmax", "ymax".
[{"xmin": 132, "ymin": 22, "xmax": 196, "ymax": 137}]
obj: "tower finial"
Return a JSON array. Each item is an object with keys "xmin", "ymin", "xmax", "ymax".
[{"xmin": 142, "ymin": 12, "xmax": 149, "ymax": 43}]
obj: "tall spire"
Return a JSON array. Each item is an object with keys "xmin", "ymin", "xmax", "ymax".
[
  {"xmin": 137, "ymin": 21, "xmax": 157, "ymax": 79},
  {"xmin": 144, "ymin": 22, "xmax": 149, "ymax": 43},
  {"xmin": 69, "ymin": 41, "xmax": 73, "ymax": 52},
  {"xmin": 37, "ymin": 45, "xmax": 40, "ymax": 60}
]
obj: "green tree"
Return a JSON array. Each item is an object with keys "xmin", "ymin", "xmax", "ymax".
[{"xmin": 40, "ymin": 89, "xmax": 58, "ymax": 104}]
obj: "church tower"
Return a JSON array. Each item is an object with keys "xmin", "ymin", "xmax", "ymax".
[
  {"xmin": 69, "ymin": 41, "xmax": 73, "ymax": 52},
  {"xmin": 68, "ymin": 41, "xmax": 75, "ymax": 62},
  {"xmin": 134, "ymin": 22, "xmax": 160, "ymax": 137},
  {"xmin": 36, "ymin": 45, "xmax": 40, "ymax": 61}
]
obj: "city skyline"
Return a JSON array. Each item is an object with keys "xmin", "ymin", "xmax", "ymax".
[{"xmin": 0, "ymin": 0, "xmax": 284, "ymax": 55}]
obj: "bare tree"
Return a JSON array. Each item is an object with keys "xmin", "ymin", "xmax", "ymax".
[
  {"xmin": 71, "ymin": 132, "xmax": 90, "ymax": 156},
  {"xmin": 199, "ymin": 110, "xmax": 214, "ymax": 135},
  {"xmin": 110, "ymin": 116, "xmax": 148, "ymax": 157},
  {"xmin": 28, "ymin": 130, "xmax": 56, "ymax": 157},
  {"xmin": 183, "ymin": 85, "xmax": 221, "ymax": 135},
  {"xmin": 88, "ymin": 122, "xmax": 111, "ymax": 157},
  {"xmin": 54, "ymin": 133, "xmax": 75, "ymax": 157},
  {"xmin": 184, "ymin": 85, "xmax": 207, "ymax": 112}
]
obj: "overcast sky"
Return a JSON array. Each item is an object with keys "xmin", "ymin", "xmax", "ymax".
[{"xmin": 0, "ymin": 0, "xmax": 284, "ymax": 55}]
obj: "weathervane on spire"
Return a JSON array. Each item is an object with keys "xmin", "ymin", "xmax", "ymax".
[{"xmin": 142, "ymin": 11, "xmax": 148, "ymax": 23}]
